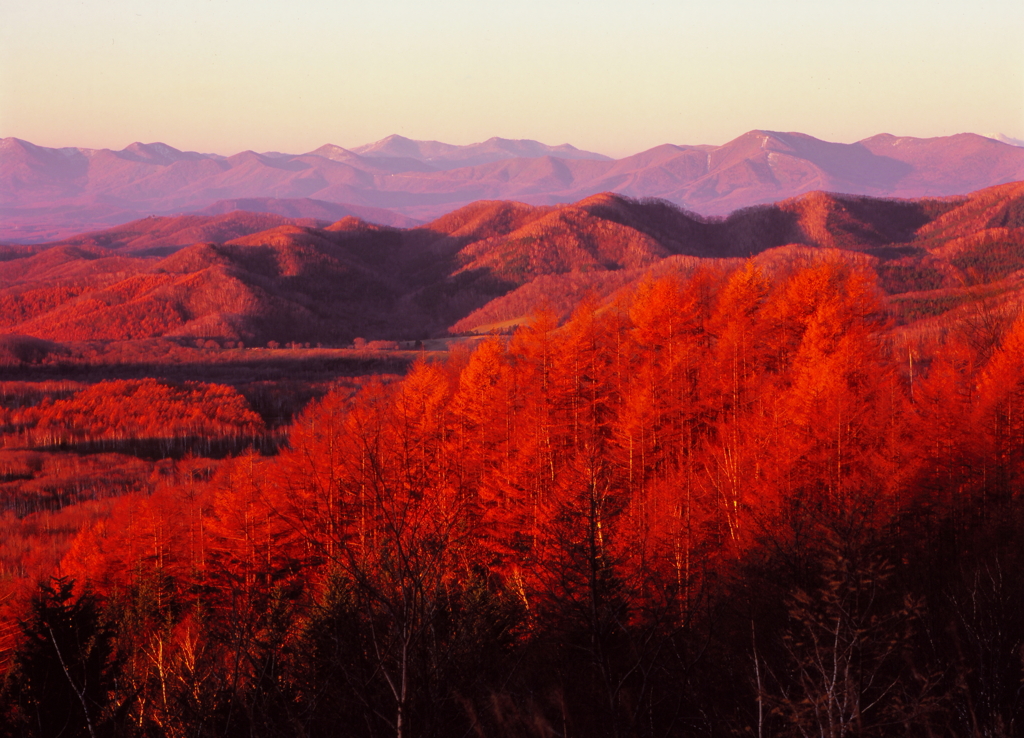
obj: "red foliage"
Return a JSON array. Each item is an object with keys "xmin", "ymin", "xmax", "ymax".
[
  {"xmin": 11, "ymin": 379, "xmax": 263, "ymax": 447},
  {"xmin": 5, "ymin": 261, "xmax": 1024, "ymax": 735}
]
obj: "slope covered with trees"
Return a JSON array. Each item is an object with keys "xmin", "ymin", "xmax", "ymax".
[
  {"xmin": 3, "ymin": 182, "xmax": 1024, "ymax": 350},
  {"xmin": 2, "ymin": 259, "xmax": 1024, "ymax": 736}
]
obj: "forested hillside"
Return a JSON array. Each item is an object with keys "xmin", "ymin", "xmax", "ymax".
[
  {"xmin": 3, "ymin": 182, "xmax": 1024, "ymax": 349},
  {"xmin": 2, "ymin": 258, "xmax": 1024, "ymax": 737}
]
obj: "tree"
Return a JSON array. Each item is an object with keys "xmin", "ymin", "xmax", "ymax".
[
  {"xmin": 763, "ymin": 540, "xmax": 938, "ymax": 738},
  {"xmin": 284, "ymin": 364, "xmax": 490, "ymax": 738},
  {"xmin": 3, "ymin": 578, "xmax": 120, "ymax": 738}
]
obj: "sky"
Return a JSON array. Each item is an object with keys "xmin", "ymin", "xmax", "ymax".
[{"xmin": 1, "ymin": 0, "xmax": 1021, "ymax": 158}]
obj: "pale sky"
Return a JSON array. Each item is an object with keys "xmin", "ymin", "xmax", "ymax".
[{"xmin": 1, "ymin": 0, "xmax": 1021, "ymax": 158}]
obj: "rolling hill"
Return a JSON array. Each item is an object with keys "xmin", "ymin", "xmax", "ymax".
[{"xmin": 2, "ymin": 182, "xmax": 1024, "ymax": 351}]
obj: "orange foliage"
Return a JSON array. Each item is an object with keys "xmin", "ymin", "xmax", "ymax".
[
  {"xmin": 2, "ymin": 263, "xmax": 975, "ymax": 613},
  {"xmin": 14, "ymin": 379, "xmax": 263, "ymax": 447},
  {"xmin": 0, "ymin": 284, "xmax": 92, "ymax": 327},
  {"xmin": 6, "ymin": 261, "xmax": 1024, "ymax": 735}
]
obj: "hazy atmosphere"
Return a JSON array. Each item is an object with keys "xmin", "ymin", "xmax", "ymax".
[
  {"xmin": 6, "ymin": 2, "xmax": 1024, "ymax": 737},
  {"xmin": 2, "ymin": 0, "xmax": 1022, "ymax": 156}
]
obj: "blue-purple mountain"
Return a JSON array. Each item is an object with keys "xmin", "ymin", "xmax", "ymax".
[{"xmin": 3, "ymin": 131, "xmax": 1023, "ymax": 243}]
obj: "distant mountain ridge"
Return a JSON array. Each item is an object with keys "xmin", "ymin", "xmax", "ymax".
[
  {"xmin": 3, "ymin": 131, "xmax": 1024, "ymax": 243},
  {"xmin": 348, "ymin": 134, "xmax": 612, "ymax": 168},
  {"xmin": 986, "ymin": 133, "xmax": 1024, "ymax": 147}
]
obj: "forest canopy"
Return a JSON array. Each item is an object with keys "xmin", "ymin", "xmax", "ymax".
[{"xmin": 1, "ymin": 261, "xmax": 1023, "ymax": 737}]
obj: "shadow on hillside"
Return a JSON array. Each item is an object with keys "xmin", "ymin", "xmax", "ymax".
[
  {"xmin": 592, "ymin": 194, "xmax": 953, "ymax": 258},
  {"xmin": 400, "ymin": 266, "xmax": 520, "ymax": 333},
  {"xmin": 579, "ymin": 195, "xmax": 805, "ymax": 257}
]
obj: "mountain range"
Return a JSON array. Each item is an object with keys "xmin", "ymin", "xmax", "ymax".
[
  {"xmin": 3, "ymin": 131, "xmax": 1024, "ymax": 243},
  {"xmin": 3, "ymin": 181, "xmax": 1023, "ymax": 352}
]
